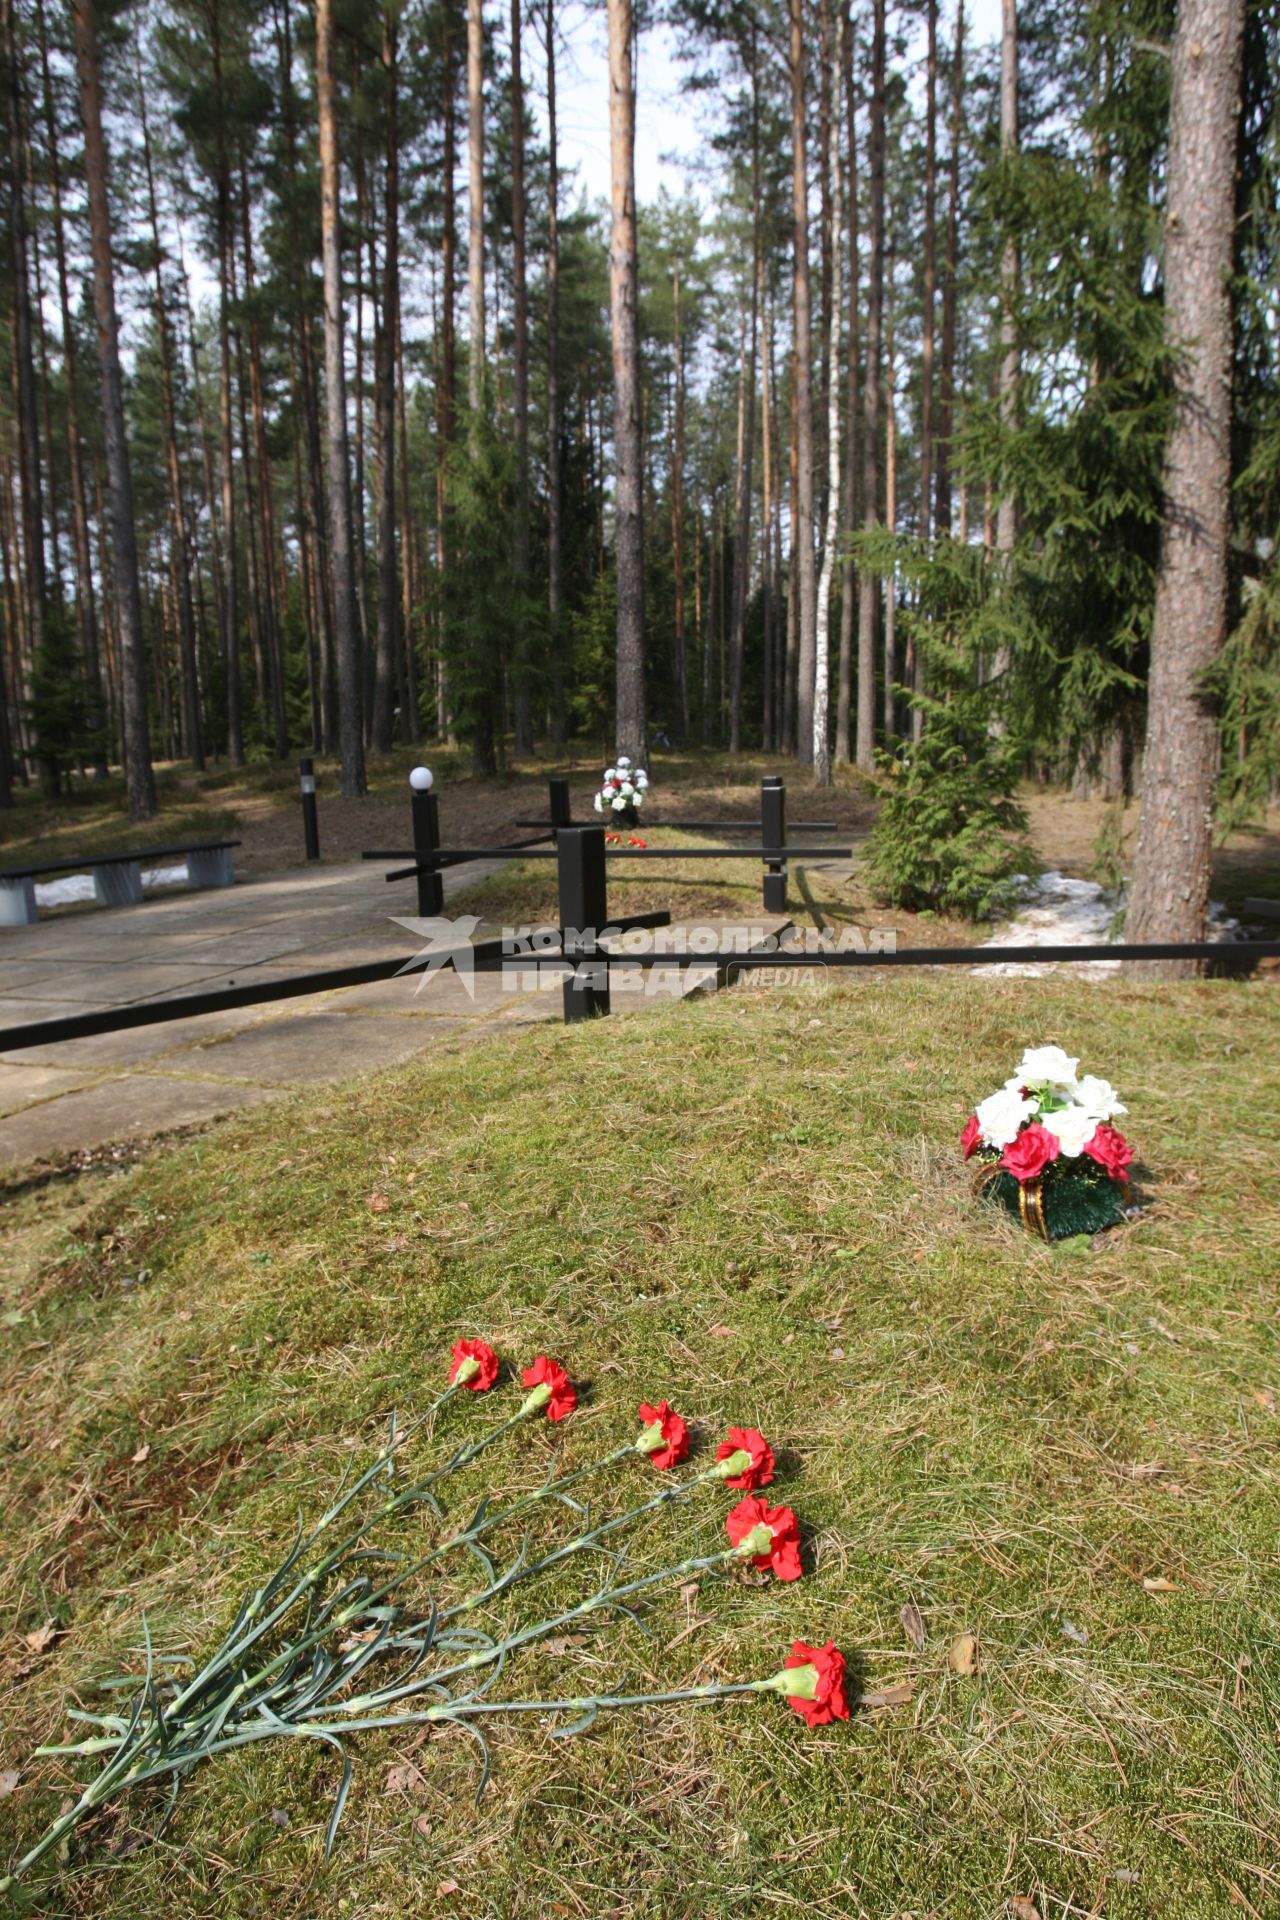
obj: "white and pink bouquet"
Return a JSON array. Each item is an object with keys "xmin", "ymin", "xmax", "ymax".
[
  {"xmin": 962, "ymin": 1045, "xmax": 1134, "ymax": 1239},
  {"xmin": 593, "ymin": 755, "xmax": 649, "ymax": 824}
]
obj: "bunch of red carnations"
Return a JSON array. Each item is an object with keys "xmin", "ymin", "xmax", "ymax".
[
  {"xmin": 2, "ymin": 1340, "xmax": 850, "ymax": 1899},
  {"xmin": 962, "ymin": 1044, "xmax": 1134, "ymax": 1240}
]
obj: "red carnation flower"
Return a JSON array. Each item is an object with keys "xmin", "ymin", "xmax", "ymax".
[
  {"xmin": 1084, "ymin": 1122, "xmax": 1133, "ymax": 1183},
  {"xmin": 636, "ymin": 1399, "xmax": 690, "ymax": 1469},
  {"xmin": 960, "ymin": 1115, "xmax": 982, "ymax": 1160},
  {"xmin": 783, "ymin": 1638, "xmax": 850, "ymax": 1726},
  {"xmin": 522, "ymin": 1355, "xmax": 577, "ymax": 1422},
  {"xmin": 726, "ymin": 1495, "xmax": 802, "ymax": 1582},
  {"xmin": 449, "ymin": 1337, "xmax": 499, "ymax": 1391},
  {"xmin": 999, "ymin": 1121, "xmax": 1060, "ymax": 1184},
  {"xmin": 715, "ymin": 1426, "xmax": 775, "ymax": 1490}
]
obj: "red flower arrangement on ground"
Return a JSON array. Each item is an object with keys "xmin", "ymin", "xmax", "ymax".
[{"xmin": 962, "ymin": 1045, "xmax": 1135, "ymax": 1239}]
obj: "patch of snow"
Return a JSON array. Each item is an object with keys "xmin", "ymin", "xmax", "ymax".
[
  {"xmin": 973, "ymin": 870, "xmax": 1238, "ymax": 979},
  {"xmin": 34, "ymin": 863, "xmax": 189, "ymax": 909}
]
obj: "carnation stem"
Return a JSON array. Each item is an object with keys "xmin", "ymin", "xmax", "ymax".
[
  {"xmin": 441, "ymin": 1457, "xmax": 733, "ymax": 1623},
  {"xmin": 355, "ymin": 1545, "xmax": 744, "ymax": 1713}
]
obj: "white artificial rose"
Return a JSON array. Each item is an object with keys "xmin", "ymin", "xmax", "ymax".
[
  {"xmin": 612, "ymin": 794, "xmax": 628, "ymax": 811},
  {"xmin": 1073, "ymin": 1074, "xmax": 1126, "ymax": 1121},
  {"xmin": 1041, "ymin": 1105, "xmax": 1097, "ymax": 1157},
  {"xmin": 616, "ymin": 755, "xmax": 632, "ymax": 769},
  {"xmin": 1018, "ymin": 1045, "xmax": 1079, "ymax": 1090},
  {"xmin": 593, "ymin": 793, "xmax": 603, "ymax": 812},
  {"xmin": 620, "ymin": 781, "xmax": 634, "ymax": 797},
  {"xmin": 975, "ymin": 1085, "xmax": 1037, "ymax": 1150},
  {"xmin": 632, "ymin": 788, "xmax": 644, "ymax": 805},
  {"xmin": 635, "ymin": 769, "xmax": 648, "ymax": 784},
  {"xmin": 604, "ymin": 767, "xmax": 617, "ymax": 782}
]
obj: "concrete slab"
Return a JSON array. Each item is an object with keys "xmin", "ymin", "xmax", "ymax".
[
  {"xmin": 0, "ymin": 1005, "xmax": 258, "ymax": 1068},
  {"xmin": 182, "ymin": 1011, "xmax": 435, "ymax": 1084},
  {"xmin": 0, "ymin": 1061, "xmax": 91, "ymax": 1115},
  {"xmin": 0, "ymin": 960, "xmax": 245, "ymax": 1005},
  {"xmin": 318, "ymin": 970, "xmax": 512, "ymax": 1016},
  {"xmin": 0, "ymin": 998, "xmax": 78, "ymax": 1027},
  {"xmin": 0, "ymin": 962, "xmax": 64, "ymax": 989},
  {"xmin": 0, "ymin": 1073, "xmax": 280, "ymax": 1167}
]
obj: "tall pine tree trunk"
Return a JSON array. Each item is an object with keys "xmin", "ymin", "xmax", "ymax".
[
  {"xmin": 139, "ymin": 78, "xmax": 204, "ymax": 769},
  {"xmin": 608, "ymin": 0, "xmax": 645, "ymax": 764},
  {"xmin": 276, "ymin": 0, "xmax": 335, "ymax": 750},
  {"xmin": 882, "ymin": 273, "xmax": 896, "ymax": 738},
  {"xmin": 5, "ymin": 0, "xmax": 46, "ymax": 701},
  {"xmin": 996, "ymin": 0, "xmax": 1019, "ymax": 567},
  {"xmin": 855, "ymin": 0, "xmax": 885, "ymax": 771},
  {"xmin": 72, "ymin": 0, "xmax": 155, "ymax": 817},
  {"xmin": 788, "ymin": 0, "xmax": 816, "ymax": 763},
  {"xmin": 760, "ymin": 283, "xmax": 775, "ymax": 750},
  {"xmin": 212, "ymin": 0, "xmax": 242, "ymax": 764},
  {"xmin": 935, "ymin": 0, "xmax": 963, "ymax": 536},
  {"xmin": 239, "ymin": 155, "xmax": 287, "ymax": 757},
  {"xmin": 1126, "ymin": 0, "xmax": 1246, "ymax": 970},
  {"xmin": 371, "ymin": 0, "xmax": 400, "ymax": 755},
  {"xmin": 835, "ymin": 3, "xmax": 858, "ymax": 765},
  {"xmin": 544, "ymin": 0, "xmax": 564, "ymax": 744},
  {"xmin": 509, "ymin": 0, "xmax": 533, "ymax": 754},
  {"xmin": 813, "ymin": 6, "xmax": 843, "ymax": 785},
  {"xmin": 395, "ymin": 300, "xmax": 420, "ymax": 741},
  {"xmin": 728, "ymin": 29, "xmax": 760, "ymax": 755},
  {"xmin": 912, "ymin": 0, "xmax": 937, "ymax": 742},
  {"xmin": 36, "ymin": 0, "xmax": 105, "ymax": 778},
  {"xmin": 671, "ymin": 264, "xmax": 688, "ymax": 739},
  {"xmin": 317, "ymin": 0, "xmax": 367, "ymax": 794},
  {"xmin": 467, "ymin": 0, "xmax": 484, "ymax": 416}
]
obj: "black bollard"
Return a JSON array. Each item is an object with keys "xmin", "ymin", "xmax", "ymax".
[
  {"xmin": 409, "ymin": 768, "xmax": 443, "ymax": 917},
  {"xmin": 557, "ymin": 825, "xmax": 610, "ymax": 1023},
  {"xmin": 762, "ymin": 776, "xmax": 787, "ymax": 913},
  {"xmin": 548, "ymin": 776, "xmax": 573, "ymax": 830},
  {"xmin": 300, "ymin": 758, "xmax": 321, "ymax": 862}
]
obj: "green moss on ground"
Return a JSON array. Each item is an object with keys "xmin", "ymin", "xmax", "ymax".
[{"xmin": 1, "ymin": 972, "xmax": 1277, "ymax": 1918}]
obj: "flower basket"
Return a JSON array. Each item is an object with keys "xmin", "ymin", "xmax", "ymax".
[
  {"xmin": 593, "ymin": 756, "xmax": 650, "ymax": 826},
  {"xmin": 962, "ymin": 1045, "xmax": 1134, "ymax": 1241},
  {"xmin": 969, "ymin": 1157, "xmax": 1129, "ymax": 1240}
]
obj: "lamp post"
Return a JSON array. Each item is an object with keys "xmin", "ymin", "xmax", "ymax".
[
  {"xmin": 409, "ymin": 766, "xmax": 442, "ymax": 916},
  {"xmin": 299, "ymin": 758, "xmax": 320, "ymax": 862}
]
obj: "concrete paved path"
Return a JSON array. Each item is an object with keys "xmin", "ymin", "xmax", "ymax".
[
  {"xmin": 0, "ymin": 856, "xmax": 548, "ymax": 1170},
  {"xmin": 0, "ymin": 858, "xmax": 759, "ymax": 1172}
]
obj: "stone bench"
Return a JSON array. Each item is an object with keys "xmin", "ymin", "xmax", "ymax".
[{"xmin": 0, "ymin": 841, "xmax": 241, "ymax": 928}]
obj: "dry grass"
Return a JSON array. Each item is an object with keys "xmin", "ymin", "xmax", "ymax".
[{"xmin": 0, "ymin": 971, "xmax": 1278, "ymax": 1918}]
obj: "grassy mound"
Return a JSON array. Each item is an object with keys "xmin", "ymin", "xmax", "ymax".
[{"xmin": 1, "ymin": 973, "xmax": 1277, "ymax": 1917}]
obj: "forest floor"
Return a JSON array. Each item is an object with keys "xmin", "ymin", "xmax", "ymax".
[
  {"xmin": 3, "ymin": 744, "xmax": 1279, "ymax": 936},
  {"xmin": 0, "ymin": 971, "xmax": 1277, "ymax": 1918}
]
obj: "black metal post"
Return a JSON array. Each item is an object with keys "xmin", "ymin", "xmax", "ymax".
[
  {"xmin": 557, "ymin": 824, "xmax": 610, "ymax": 1022},
  {"xmin": 762, "ymin": 776, "xmax": 787, "ymax": 913},
  {"xmin": 410, "ymin": 778, "xmax": 443, "ymax": 916},
  {"xmin": 548, "ymin": 776, "xmax": 572, "ymax": 829},
  {"xmin": 299, "ymin": 758, "xmax": 320, "ymax": 862}
]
